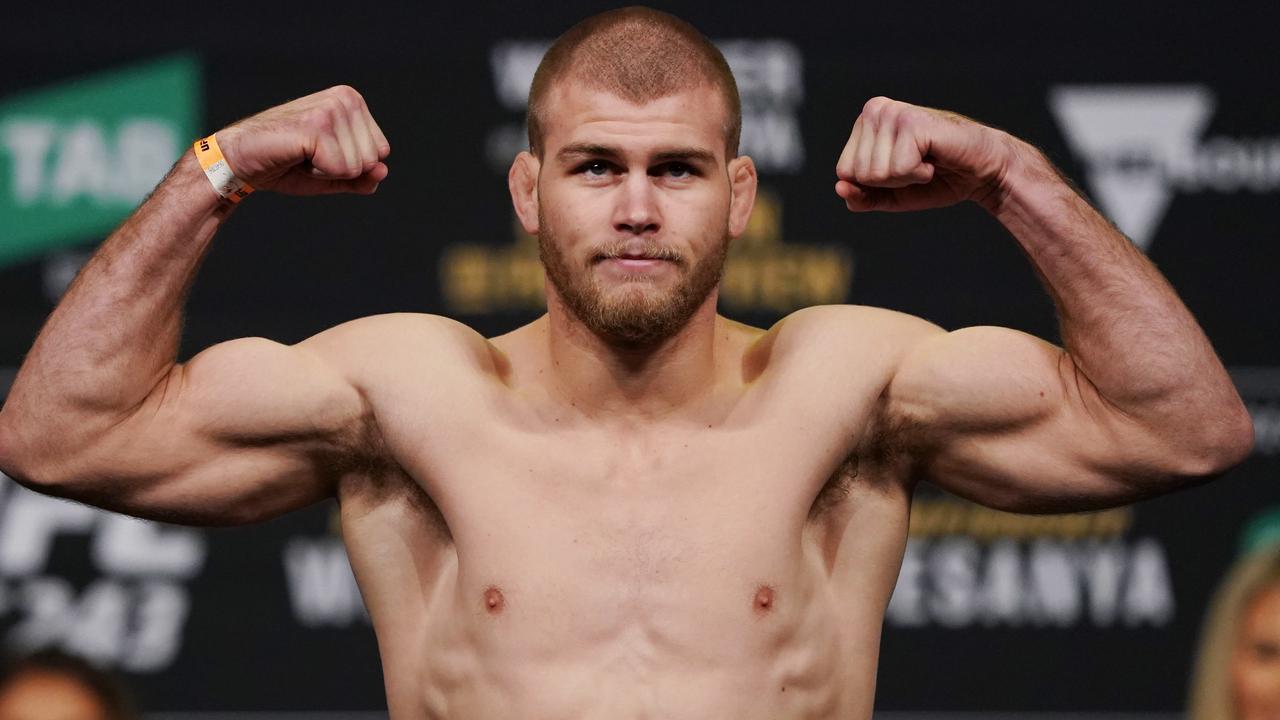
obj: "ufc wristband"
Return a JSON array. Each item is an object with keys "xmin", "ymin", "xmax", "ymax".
[{"xmin": 193, "ymin": 134, "xmax": 254, "ymax": 204}]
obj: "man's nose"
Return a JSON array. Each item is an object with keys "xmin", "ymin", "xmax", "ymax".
[{"xmin": 613, "ymin": 173, "xmax": 660, "ymax": 235}]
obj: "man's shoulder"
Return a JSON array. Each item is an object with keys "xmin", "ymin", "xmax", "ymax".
[
  {"xmin": 297, "ymin": 312, "xmax": 500, "ymax": 380},
  {"xmin": 736, "ymin": 304, "xmax": 946, "ymax": 399},
  {"xmin": 763, "ymin": 304, "xmax": 944, "ymax": 356},
  {"xmin": 314, "ymin": 311, "xmax": 486, "ymax": 343}
]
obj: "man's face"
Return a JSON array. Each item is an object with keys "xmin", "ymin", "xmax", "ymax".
[{"xmin": 531, "ymin": 81, "xmax": 738, "ymax": 345}]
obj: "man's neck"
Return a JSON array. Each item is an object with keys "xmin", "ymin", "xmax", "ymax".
[{"xmin": 540, "ymin": 289, "xmax": 726, "ymax": 420}]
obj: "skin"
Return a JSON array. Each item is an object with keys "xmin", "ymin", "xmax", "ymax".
[
  {"xmin": 1234, "ymin": 583, "xmax": 1280, "ymax": 720},
  {"xmin": 0, "ymin": 672, "xmax": 108, "ymax": 720},
  {"xmin": 0, "ymin": 76, "xmax": 1253, "ymax": 719}
]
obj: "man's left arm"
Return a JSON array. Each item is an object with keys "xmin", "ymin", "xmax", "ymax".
[{"xmin": 835, "ymin": 97, "xmax": 1254, "ymax": 513}]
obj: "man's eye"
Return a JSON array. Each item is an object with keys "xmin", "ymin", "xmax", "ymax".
[
  {"xmin": 580, "ymin": 161, "xmax": 610, "ymax": 176},
  {"xmin": 1253, "ymin": 641, "xmax": 1280, "ymax": 661},
  {"xmin": 662, "ymin": 163, "xmax": 695, "ymax": 179}
]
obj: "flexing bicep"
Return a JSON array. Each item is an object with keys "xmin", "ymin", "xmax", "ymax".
[
  {"xmin": 888, "ymin": 324, "xmax": 1185, "ymax": 513},
  {"xmin": 40, "ymin": 332, "xmax": 375, "ymax": 526}
]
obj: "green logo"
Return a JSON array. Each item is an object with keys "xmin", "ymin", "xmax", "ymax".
[{"xmin": 0, "ymin": 54, "xmax": 200, "ymax": 268}]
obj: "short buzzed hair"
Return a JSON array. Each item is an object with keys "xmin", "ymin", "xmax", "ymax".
[{"xmin": 526, "ymin": 7, "xmax": 742, "ymax": 158}]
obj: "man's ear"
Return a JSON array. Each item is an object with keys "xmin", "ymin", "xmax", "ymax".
[
  {"xmin": 509, "ymin": 150, "xmax": 541, "ymax": 234},
  {"xmin": 727, "ymin": 155, "xmax": 758, "ymax": 239}
]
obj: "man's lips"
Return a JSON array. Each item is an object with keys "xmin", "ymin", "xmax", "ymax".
[
  {"xmin": 608, "ymin": 257, "xmax": 667, "ymax": 267},
  {"xmin": 595, "ymin": 255, "xmax": 675, "ymax": 272}
]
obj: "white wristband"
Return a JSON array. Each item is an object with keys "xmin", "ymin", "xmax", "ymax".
[{"xmin": 193, "ymin": 134, "xmax": 254, "ymax": 204}]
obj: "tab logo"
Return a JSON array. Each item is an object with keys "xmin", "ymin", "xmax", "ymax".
[
  {"xmin": 1049, "ymin": 85, "xmax": 1280, "ymax": 250},
  {"xmin": 0, "ymin": 54, "xmax": 200, "ymax": 268}
]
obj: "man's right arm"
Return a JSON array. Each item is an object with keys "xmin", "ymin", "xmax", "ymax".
[{"xmin": 0, "ymin": 85, "xmax": 392, "ymax": 526}]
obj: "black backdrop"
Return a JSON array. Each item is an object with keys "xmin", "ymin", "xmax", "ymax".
[{"xmin": 1, "ymin": 2, "xmax": 1277, "ymax": 716}]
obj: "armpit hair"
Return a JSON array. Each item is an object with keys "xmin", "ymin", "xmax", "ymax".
[
  {"xmin": 807, "ymin": 396, "xmax": 918, "ymax": 522},
  {"xmin": 332, "ymin": 411, "xmax": 454, "ymax": 546}
]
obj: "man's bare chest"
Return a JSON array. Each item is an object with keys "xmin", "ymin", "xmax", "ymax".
[
  {"xmin": 413, "ymin": 419, "xmax": 823, "ymax": 539},
  {"xmin": 370, "ymin": 398, "xmax": 899, "ymax": 583},
  {"xmin": 339, "ymin": 380, "xmax": 912, "ymax": 675}
]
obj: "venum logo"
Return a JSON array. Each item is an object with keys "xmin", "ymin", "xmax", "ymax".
[{"xmin": 1049, "ymin": 85, "xmax": 1280, "ymax": 251}]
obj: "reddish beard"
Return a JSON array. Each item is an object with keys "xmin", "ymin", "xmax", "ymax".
[{"xmin": 537, "ymin": 210, "xmax": 729, "ymax": 346}]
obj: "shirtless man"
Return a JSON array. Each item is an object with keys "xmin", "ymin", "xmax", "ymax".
[{"xmin": 0, "ymin": 7, "xmax": 1254, "ymax": 719}]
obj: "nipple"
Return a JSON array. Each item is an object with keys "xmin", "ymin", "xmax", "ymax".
[
  {"xmin": 753, "ymin": 584, "xmax": 775, "ymax": 615},
  {"xmin": 483, "ymin": 586, "xmax": 505, "ymax": 614}
]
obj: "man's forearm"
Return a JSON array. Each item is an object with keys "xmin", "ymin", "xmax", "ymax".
[
  {"xmin": 1, "ymin": 147, "xmax": 234, "ymax": 455},
  {"xmin": 990, "ymin": 139, "xmax": 1249, "ymax": 448}
]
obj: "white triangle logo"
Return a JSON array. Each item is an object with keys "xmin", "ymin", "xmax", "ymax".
[{"xmin": 1048, "ymin": 86, "xmax": 1215, "ymax": 251}]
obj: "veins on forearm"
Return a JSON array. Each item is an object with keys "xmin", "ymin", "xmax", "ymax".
[
  {"xmin": 997, "ymin": 147, "xmax": 1226, "ymax": 415},
  {"xmin": 8, "ymin": 151, "xmax": 233, "ymax": 422}
]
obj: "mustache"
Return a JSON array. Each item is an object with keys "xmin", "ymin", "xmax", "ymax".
[{"xmin": 591, "ymin": 242, "xmax": 685, "ymax": 264}]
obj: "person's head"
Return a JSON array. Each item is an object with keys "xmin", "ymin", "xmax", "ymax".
[
  {"xmin": 0, "ymin": 648, "xmax": 136, "ymax": 720},
  {"xmin": 509, "ymin": 6, "xmax": 757, "ymax": 346},
  {"xmin": 1189, "ymin": 543, "xmax": 1280, "ymax": 720}
]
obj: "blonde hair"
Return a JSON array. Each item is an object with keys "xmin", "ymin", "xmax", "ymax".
[{"xmin": 1188, "ymin": 543, "xmax": 1280, "ymax": 719}]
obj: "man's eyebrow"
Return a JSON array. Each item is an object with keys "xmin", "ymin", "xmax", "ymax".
[
  {"xmin": 556, "ymin": 143, "xmax": 622, "ymax": 162},
  {"xmin": 651, "ymin": 147, "xmax": 716, "ymax": 165},
  {"xmin": 555, "ymin": 143, "xmax": 717, "ymax": 166}
]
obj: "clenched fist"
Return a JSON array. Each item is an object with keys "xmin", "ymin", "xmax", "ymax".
[
  {"xmin": 835, "ymin": 96, "xmax": 1017, "ymax": 213},
  {"xmin": 215, "ymin": 85, "xmax": 390, "ymax": 196}
]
